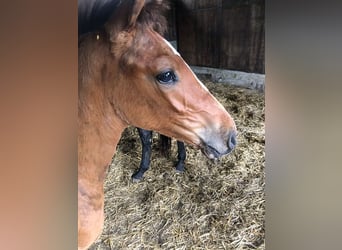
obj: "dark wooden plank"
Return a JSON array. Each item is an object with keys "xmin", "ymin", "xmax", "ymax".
[
  {"xmin": 219, "ymin": 0, "xmax": 264, "ymax": 72},
  {"xmin": 220, "ymin": 5, "xmax": 251, "ymax": 71},
  {"xmin": 196, "ymin": 0, "xmax": 219, "ymax": 9},
  {"xmin": 176, "ymin": 0, "xmax": 265, "ymax": 73},
  {"xmin": 194, "ymin": 8, "xmax": 220, "ymax": 67},
  {"xmin": 164, "ymin": 3, "xmax": 177, "ymax": 41},
  {"xmin": 180, "ymin": 0, "xmax": 196, "ymax": 10},
  {"xmin": 248, "ymin": 2, "xmax": 265, "ymax": 73},
  {"xmin": 176, "ymin": 2, "xmax": 197, "ymax": 64},
  {"xmin": 177, "ymin": 1, "xmax": 220, "ymax": 67}
]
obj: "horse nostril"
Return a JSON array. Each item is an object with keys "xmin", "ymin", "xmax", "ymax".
[{"xmin": 228, "ymin": 130, "xmax": 237, "ymax": 151}]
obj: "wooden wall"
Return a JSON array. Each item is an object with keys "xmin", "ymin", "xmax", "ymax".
[{"xmin": 173, "ymin": 0, "xmax": 265, "ymax": 74}]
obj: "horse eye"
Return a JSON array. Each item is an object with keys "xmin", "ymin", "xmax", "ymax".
[{"xmin": 156, "ymin": 70, "xmax": 178, "ymax": 84}]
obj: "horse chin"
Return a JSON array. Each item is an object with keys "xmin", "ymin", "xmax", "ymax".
[{"xmin": 200, "ymin": 144, "xmax": 224, "ymax": 160}]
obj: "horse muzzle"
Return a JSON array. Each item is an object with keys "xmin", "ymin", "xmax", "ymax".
[{"xmin": 200, "ymin": 130, "xmax": 237, "ymax": 160}]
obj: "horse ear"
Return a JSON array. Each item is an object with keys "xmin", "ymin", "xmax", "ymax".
[
  {"xmin": 105, "ymin": 0, "xmax": 146, "ymax": 34},
  {"xmin": 128, "ymin": 0, "xmax": 146, "ymax": 28}
]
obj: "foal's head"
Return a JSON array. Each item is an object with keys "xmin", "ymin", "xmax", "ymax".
[{"xmin": 104, "ymin": 0, "xmax": 237, "ymax": 159}]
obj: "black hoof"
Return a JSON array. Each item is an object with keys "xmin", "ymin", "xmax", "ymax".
[
  {"xmin": 131, "ymin": 172, "xmax": 144, "ymax": 182},
  {"xmin": 175, "ymin": 162, "xmax": 185, "ymax": 173},
  {"xmin": 132, "ymin": 177, "xmax": 142, "ymax": 183}
]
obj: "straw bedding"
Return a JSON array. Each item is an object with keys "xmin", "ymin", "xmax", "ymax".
[{"xmin": 90, "ymin": 80, "xmax": 265, "ymax": 249}]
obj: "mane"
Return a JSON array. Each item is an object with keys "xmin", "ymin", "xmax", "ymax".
[
  {"xmin": 78, "ymin": 0, "xmax": 121, "ymax": 36},
  {"xmin": 78, "ymin": 0, "xmax": 170, "ymax": 37}
]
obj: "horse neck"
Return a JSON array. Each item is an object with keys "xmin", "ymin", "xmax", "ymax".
[{"xmin": 79, "ymin": 37, "xmax": 127, "ymax": 181}]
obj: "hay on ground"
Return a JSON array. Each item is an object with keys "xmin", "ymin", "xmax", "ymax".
[{"xmin": 90, "ymin": 80, "xmax": 265, "ymax": 250}]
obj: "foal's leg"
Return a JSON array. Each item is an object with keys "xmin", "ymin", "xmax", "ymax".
[
  {"xmin": 175, "ymin": 141, "xmax": 186, "ymax": 172},
  {"xmin": 132, "ymin": 128, "xmax": 153, "ymax": 181},
  {"xmin": 159, "ymin": 135, "xmax": 186, "ymax": 173},
  {"xmin": 159, "ymin": 134, "xmax": 171, "ymax": 157}
]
